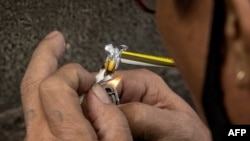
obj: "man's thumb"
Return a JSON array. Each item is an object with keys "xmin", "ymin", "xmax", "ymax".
[{"xmin": 86, "ymin": 84, "xmax": 132, "ymax": 141}]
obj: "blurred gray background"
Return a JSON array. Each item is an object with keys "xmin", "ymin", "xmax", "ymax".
[{"xmin": 0, "ymin": 0, "xmax": 191, "ymax": 140}]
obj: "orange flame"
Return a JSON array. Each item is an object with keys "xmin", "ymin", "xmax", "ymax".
[{"xmin": 107, "ymin": 77, "xmax": 121, "ymax": 88}]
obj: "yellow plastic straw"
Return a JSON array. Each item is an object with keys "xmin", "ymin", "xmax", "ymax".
[{"xmin": 121, "ymin": 51, "xmax": 175, "ymax": 67}]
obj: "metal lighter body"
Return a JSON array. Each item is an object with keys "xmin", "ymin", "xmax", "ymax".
[
  {"xmin": 79, "ymin": 83, "xmax": 119, "ymax": 105},
  {"xmin": 99, "ymin": 81, "xmax": 120, "ymax": 105}
]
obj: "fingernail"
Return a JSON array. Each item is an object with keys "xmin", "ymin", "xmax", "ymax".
[
  {"xmin": 92, "ymin": 84, "xmax": 111, "ymax": 104},
  {"xmin": 44, "ymin": 31, "xmax": 59, "ymax": 39}
]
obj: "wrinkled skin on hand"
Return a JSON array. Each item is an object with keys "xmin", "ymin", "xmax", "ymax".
[
  {"xmin": 115, "ymin": 69, "xmax": 211, "ymax": 141},
  {"xmin": 21, "ymin": 31, "xmax": 132, "ymax": 141},
  {"xmin": 21, "ymin": 31, "xmax": 211, "ymax": 141}
]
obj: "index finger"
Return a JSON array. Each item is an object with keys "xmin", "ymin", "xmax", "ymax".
[
  {"xmin": 20, "ymin": 31, "xmax": 65, "ymax": 123},
  {"xmin": 114, "ymin": 69, "xmax": 177, "ymax": 107},
  {"xmin": 92, "ymin": 69, "xmax": 166, "ymax": 104}
]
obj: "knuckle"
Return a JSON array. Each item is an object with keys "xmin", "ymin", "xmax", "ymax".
[
  {"xmin": 39, "ymin": 77, "xmax": 62, "ymax": 97},
  {"xmin": 59, "ymin": 63, "xmax": 84, "ymax": 78},
  {"xmin": 39, "ymin": 78, "xmax": 52, "ymax": 95},
  {"xmin": 125, "ymin": 102, "xmax": 142, "ymax": 112},
  {"xmin": 171, "ymin": 112, "xmax": 197, "ymax": 140},
  {"xmin": 124, "ymin": 102, "xmax": 146, "ymax": 123},
  {"xmin": 20, "ymin": 74, "xmax": 41, "ymax": 97},
  {"xmin": 61, "ymin": 63, "xmax": 83, "ymax": 71},
  {"xmin": 39, "ymin": 63, "xmax": 85, "ymax": 98}
]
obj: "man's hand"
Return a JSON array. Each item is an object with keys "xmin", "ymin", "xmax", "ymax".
[
  {"xmin": 21, "ymin": 30, "xmax": 211, "ymax": 141},
  {"xmin": 20, "ymin": 31, "xmax": 132, "ymax": 141},
  {"xmin": 114, "ymin": 69, "xmax": 212, "ymax": 141}
]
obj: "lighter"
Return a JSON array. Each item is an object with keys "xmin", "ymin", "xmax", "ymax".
[
  {"xmin": 80, "ymin": 44, "xmax": 125, "ymax": 105},
  {"xmin": 98, "ymin": 77, "xmax": 121, "ymax": 105}
]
